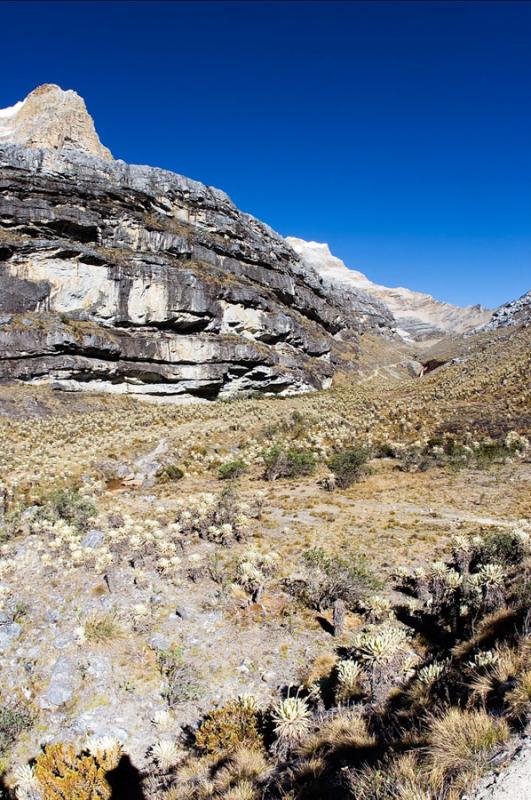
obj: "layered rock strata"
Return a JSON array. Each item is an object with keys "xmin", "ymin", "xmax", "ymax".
[{"xmin": 0, "ymin": 86, "xmax": 393, "ymax": 398}]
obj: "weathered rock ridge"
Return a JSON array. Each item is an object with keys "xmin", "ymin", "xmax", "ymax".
[
  {"xmin": 480, "ymin": 290, "xmax": 531, "ymax": 332},
  {"xmin": 0, "ymin": 86, "xmax": 393, "ymax": 399},
  {"xmin": 287, "ymin": 238, "xmax": 491, "ymax": 341}
]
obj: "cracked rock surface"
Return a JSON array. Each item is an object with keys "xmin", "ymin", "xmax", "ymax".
[{"xmin": 0, "ymin": 86, "xmax": 393, "ymax": 399}]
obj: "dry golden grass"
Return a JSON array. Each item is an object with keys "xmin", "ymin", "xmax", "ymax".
[{"xmin": 427, "ymin": 708, "xmax": 509, "ymax": 788}]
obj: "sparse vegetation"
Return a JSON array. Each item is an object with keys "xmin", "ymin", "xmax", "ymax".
[
  {"xmin": 0, "ymin": 325, "xmax": 529, "ymax": 800},
  {"xmin": 0, "ymin": 701, "xmax": 32, "ymax": 759},
  {"xmin": 157, "ymin": 646, "xmax": 202, "ymax": 707}
]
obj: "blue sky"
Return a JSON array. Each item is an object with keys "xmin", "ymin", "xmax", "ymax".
[{"xmin": 1, "ymin": 0, "xmax": 530, "ymax": 308}]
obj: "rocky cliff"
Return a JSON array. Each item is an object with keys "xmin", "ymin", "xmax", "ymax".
[
  {"xmin": 0, "ymin": 85, "xmax": 393, "ymax": 399},
  {"xmin": 287, "ymin": 238, "xmax": 491, "ymax": 341},
  {"xmin": 480, "ymin": 290, "xmax": 531, "ymax": 331}
]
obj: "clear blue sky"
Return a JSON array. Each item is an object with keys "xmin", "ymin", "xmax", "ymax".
[{"xmin": 1, "ymin": 0, "xmax": 530, "ymax": 308}]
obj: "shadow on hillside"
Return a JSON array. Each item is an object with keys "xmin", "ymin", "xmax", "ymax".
[{"xmin": 106, "ymin": 754, "xmax": 145, "ymax": 799}]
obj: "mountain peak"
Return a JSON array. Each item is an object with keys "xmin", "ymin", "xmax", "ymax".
[{"xmin": 0, "ymin": 83, "xmax": 112, "ymax": 161}]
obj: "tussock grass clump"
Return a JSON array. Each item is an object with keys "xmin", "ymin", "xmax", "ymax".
[
  {"xmin": 506, "ymin": 669, "xmax": 531, "ymax": 720},
  {"xmin": 84, "ymin": 612, "xmax": 123, "ymax": 644},
  {"xmin": 351, "ymin": 752, "xmax": 429, "ymax": 800},
  {"xmin": 427, "ymin": 708, "xmax": 509, "ymax": 786}
]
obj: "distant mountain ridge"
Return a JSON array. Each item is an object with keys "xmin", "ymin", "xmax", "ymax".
[{"xmin": 287, "ymin": 238, "xmax": 491, "ymax": 341}]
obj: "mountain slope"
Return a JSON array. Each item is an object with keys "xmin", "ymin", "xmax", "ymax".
[
  {"xmin": 287, "ymin": 238, "xmax": 491, "ymax": 340},
  {"xmin": 0, "ymin": 86, "xmax": 393, "ymax": 399},
  {"xmin": 481, "ymin": 290, "xmax": 531, "ymax": 331}
]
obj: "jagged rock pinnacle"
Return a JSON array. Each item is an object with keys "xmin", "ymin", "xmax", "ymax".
[{"xmin": 0, "ymin": 83, "xmax": 112, "ymax": 161}]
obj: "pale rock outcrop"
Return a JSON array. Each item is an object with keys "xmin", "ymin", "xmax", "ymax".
[
  {"xmin": 287, "ymin": 238, "xmax": 491, "ymax": 341},
  {"xmin": 0, "ymin": 83, "xmax": 112, "ymax": 160}
]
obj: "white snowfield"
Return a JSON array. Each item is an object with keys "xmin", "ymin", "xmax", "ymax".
[
  {"xmin": 0, "ymin": 97, "xmax": 27, "ymax": 138},
  {"xmin": 0, "ymin": 97, "xmax": 27, "ymax": 118}
]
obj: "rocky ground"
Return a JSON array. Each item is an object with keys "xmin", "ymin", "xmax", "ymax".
[{"xmin": 472, "ymin": 730, "xmax": 530, "ymax": 800}]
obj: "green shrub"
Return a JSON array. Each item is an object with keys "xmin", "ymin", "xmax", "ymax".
[
  {"xmin": 263, "ymin": 445, "xmax": 316, "ymax": 481},
  {"xmin": 261, "ymin": 410, "xmax": 315, "ymax": 442},
  {"xmin": 477, "ymin": 530, "xmax": 527, "ymax": 566},
  {"xmin": 156, "ymin": 464, "xmax": 184, "ymax": 482},
  {"xmin": 474, "ymin": 441, "xmax": 512, "ymax": 467},
  {"xmin": 218, "ymin": 459, "xmax": 248, "ymax": 480},
  {"xmin": 46, "ymin": 488, "xmax": 96, "ymax": 532},
  {"xmin": 328, "ymin": 446, "xmax": 370, "ymax": 488},
  {"xmin": 0, "ymin": 700, "xmax": 32, "ymax": 755},
  {"xmin": 287, "ymin": 547, "xmax": 381, "ymax": 611}
]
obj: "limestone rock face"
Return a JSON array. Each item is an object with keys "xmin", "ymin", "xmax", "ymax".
[
  {"xmin": 0, "ymin": 84, "xmax": 112, "ymax": 161},
  {"xmin": 287, "ymin": 238, "xmax": 491, "ymax": 341},
  {"xmin": 0, "ymin": 87, "xmax": 394, "ymax": 399}
]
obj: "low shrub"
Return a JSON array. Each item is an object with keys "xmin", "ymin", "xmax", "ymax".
[
  {"xmin": 286, "ymin": 547, "xmax": 381, "ymax": 611},
  {"xmin": 34, "ymin": 742, "xmax": 121, "ymax": 800},
  {"xmin": 45, "ymin": 488, "xmax": 96, "ymax": 532},
  {"xmin": 263, "ymin": 445, "xmax": 316, "ymax": 481},
  {"xmin": 156, "ymin": 464, "xmax": 184, "ymax": 482},
  {"xmin": 474, "ymin": 441, "xmax": 513, "ymax": 468},
  {"xmin": 195, "ymin": 698, "xmax": 264, "ymax": 754},
  {"xmin": 218, "ymin": 459, "xmax": 248, "ymax": 480},
  {"xmin": 327, "ymin": 446, "xmax": 370, "ymax": 488}
]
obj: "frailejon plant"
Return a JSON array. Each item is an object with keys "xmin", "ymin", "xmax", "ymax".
[{"xmin": 271, "ymin": 695, "xmax": 311, "ymax": 746}]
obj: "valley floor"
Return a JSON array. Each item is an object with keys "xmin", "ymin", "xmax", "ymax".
[{"xmin": 0, "ymin": 326, "xmax": 529, "ymax": 799}]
